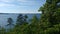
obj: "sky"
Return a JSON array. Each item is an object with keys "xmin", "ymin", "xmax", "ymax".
[{"xmin": 0, "ymin": 0, "xmax": 46, "ymax": 13}]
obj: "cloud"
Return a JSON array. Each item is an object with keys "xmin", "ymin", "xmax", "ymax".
[
  {"xmin": 0, "ymin": 3, "xmax": 15, "ymax": 7},
  {"xmin": 0, "ymin": 0, "xmax": 31, "ymax": 6},
  {"xmin": 0, "ymin": 0, "xmax": 14, "ymax": 2},
  {"xmin": 17, "ymin": 0, "xmax": 40, "ymax": 6},
  {"xmin": 0, "ymin": 0, "xmax": 38, "ymax": 6},
  {"xmin": 0, "ymin": 0, "xmax": 28, "ymax": 3},
  {"xmin": 17, "ymin": 0, "xmax": 28, "ymax": 2}
]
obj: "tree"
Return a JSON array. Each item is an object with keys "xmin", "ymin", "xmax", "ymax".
[
  {"xmin": 38, "ymin": 0, "xmax": 60, "ymax": 34},
  {"xmin": 16, "ymin": 14, "xmax": 24, "ymax": 25},
  {"xmin": 24, "ymin": 15, "xmax": 28, "ymax": 22},
  {"xmin": 7, "ymin": 18, "xmax": 13, "ymax": 25},
  {"xmin": 38, "ymin": 0, "xmax": 60, "ymax": 27},
  {"xmin": 21, "ymin": 15, "xmax": 40, "ymax": 34},
  {"xmin": 16, "ymin": 14, "xmax": 28, "ymax": 25},
  {"xmin": 6, "ymin": 18, "xmax": 14, "ymax": 32}
]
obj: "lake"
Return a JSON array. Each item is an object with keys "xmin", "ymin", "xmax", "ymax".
[{"xmin": 0, "ymin": 13, "xmax": 41, "ymax": 27}]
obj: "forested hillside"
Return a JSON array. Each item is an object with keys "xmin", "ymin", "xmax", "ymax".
[{"xmin": 0, "ymin": 0, "xmax": 60, "ymax": 34}]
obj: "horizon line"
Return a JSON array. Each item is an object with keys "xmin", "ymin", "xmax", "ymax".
[{"xmin": 0, "ymin": 12, "xmax": 42, "ymax": 14}]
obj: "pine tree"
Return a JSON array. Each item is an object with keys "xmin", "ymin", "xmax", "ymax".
[
  {"xmin": 7, "ymin": 18, "xmax": 13, "ymax": 25},
  {"xmin": 38, "ymin": 0, "xmax": 60, "ymax": 34},
  {"xmin": 16, "ymin": 14, "xmax": 24, "ymax": 25},
  {"xmin": 16, "ymin": 14, "xmax": 28, "ymax": 26},
  {"xmin": 39, "ymin": 0, "xmax": 60, "ymax": 27}
]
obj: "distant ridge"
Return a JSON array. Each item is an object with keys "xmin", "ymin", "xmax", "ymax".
[{"xmin": 0, "ymin": 13, "xmax": 9, "ymax": 14}]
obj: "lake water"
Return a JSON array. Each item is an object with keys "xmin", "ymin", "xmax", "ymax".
[{"xmin": 0, "ymin": 13, "xmax": 41, "ymax": 27}]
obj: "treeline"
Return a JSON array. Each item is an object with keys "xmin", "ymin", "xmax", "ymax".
[{"xmin": 0, "ymin": 0, "xmax": 60, "ymax": 34}]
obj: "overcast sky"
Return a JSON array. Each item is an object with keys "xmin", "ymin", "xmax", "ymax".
[{"xmin": 0, "ymin": 0, "xmax": 46, "ymax": 13}]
